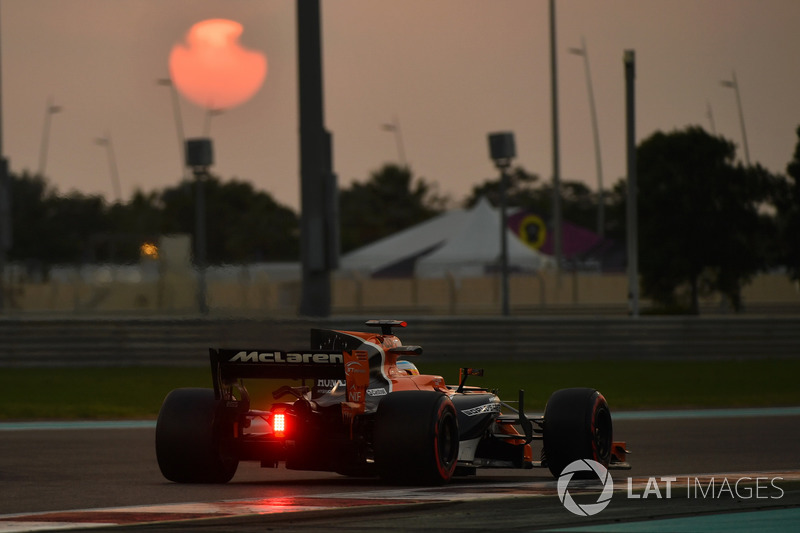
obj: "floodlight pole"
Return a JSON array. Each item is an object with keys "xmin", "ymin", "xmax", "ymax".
[
  {"xmin": 382, "ymin": 116, "xmax": 408, "ymax": 169},
  {"xmin": 0, "ymin": 5, "xmax": 8, "ymax": 313},
  {"xmin": 186, "ymin": 138, "xmax": 213, "ymax": 316},
  {"xmin": 194, "ymin": 168, "xmax": 208, "ymax": 315},
  {"xmin": 721, "ymin": 71, "xmax": 750, "ymax": 166},
  {"xmin": 488, "ymin": 132, "xmax": 516, "ymax": 317},
  {"xmin": 298, "ymin": 0, "xmax": 337, "ymax": 317},
  {"xmin": 94, "ymin": 132, "xmax": 122, "ymax": 203},
  {"xmin": 499, "ymin": 164, "xmax": 510, "ymax": 316},
  {"xmin": 38, "ymin": 97, "xmax": 62, "ymax": 178},
  {"xmin": 203, "ymin": 108, "xmax": 225, "ymax": 137},
  {"xmin": 624, "ymin": 50, "xmax": 639, "ymax": 317},
  {"xmin": 549, "ymin": 0, "xmax": 563, "ymax": 274},
  {"xmin": 569, "ymin": 37, "xmax": 604, "ymax": 238},
  {"xmin": 706, "ymin": 101, "xmax": 717, "ymax": 135},
  {"xmin": 157, "ymin": 78, "xmax": 188, "ymax": 179},
  {"xmin": 0, "ymin": 158, "xmax": 7, "ymax": 314}
]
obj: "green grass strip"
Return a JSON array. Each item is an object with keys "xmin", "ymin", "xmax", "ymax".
[
  {"xmin": 1, "ymin": 360, "xmax": 798, "ymax": 420},
  {"xmin": 0, "ymin": 367, "xmax": 211, "ymax": 420},
  {"xmin": 421, "ymin": 359, "xmax": 800, "ymax": 412}
]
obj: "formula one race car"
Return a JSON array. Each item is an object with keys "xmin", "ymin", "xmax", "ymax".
[{"xmin": 156, "ymin": 320, "xmax": 629, "ymax": 484}]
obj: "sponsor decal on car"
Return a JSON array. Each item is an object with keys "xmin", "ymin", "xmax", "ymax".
[
  {"xmin": 228, "ymin": 351, "xmax": 344, "ymax": 364},
  {"xmin": 366, "ymin": 388, "xmax": 388, "ymax": 397},
  {"xmin": 316, "ymin": 379, "xmax": 346, "ymax": 387},
  {"xmin": 343, "ymin": 350, "xmax": 370, "ymax": 410},
  {"xmin": 460, "ymin": 403, "xmax": 501, "ymax": 416},
  {"xmin": 314, "ymin": 378, "xmax": 346, "ymax": 394}
]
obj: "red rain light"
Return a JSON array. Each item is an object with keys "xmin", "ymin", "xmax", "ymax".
[{"xmin": 272, "ymin": 412, "xmax": 286, "ymax": 438}]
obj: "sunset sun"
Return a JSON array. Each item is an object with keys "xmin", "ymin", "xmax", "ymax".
[{"xmin": 169, "ymin": 19, "xmax": 267, "ymax": 110}]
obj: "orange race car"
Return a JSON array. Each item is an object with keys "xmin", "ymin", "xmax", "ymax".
[{"xmin": 156, "ymin": 320, "xmax": 629, "ymax": 484}]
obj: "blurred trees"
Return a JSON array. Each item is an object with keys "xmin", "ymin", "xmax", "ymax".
[
  {"xmin": 466, "ymin": 166, "xmax": 543, "ymax": 209},
  {"xmin": 635, "ymin": 127, "xmax": 777, "ymax": 313},
  {"xmin": 465, "ymin": 167, "xmax": 610, "ymax": 238},
  {"xmin": 157, "ymin": 177, "xmax": 299, "ymax": 263},
  {"xmin": 8, "ymin": 172, "xmax": 108, "ymax": 265},
  {"xmin": 6, "ymin": 163, "xmax": 444, "ymax": 269},
  {"xmin": 772, "ymin": 126, "xmax": 800, "ymax": 282},
  {"xmin": 338, "ymin": 164, "xmax": 447, "ymax": 252},
  {"xmin": 5, "ymin": 124, "xmax": 799, "ymax": 316},
  {"xmin": 6, "ymin": 173, "xmax": 299, "ymax": 270},
  {"xmin": 465, "ymin": 127, "xmax": 791, "ymax": 314}
]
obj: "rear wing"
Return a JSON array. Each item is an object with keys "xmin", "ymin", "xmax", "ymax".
[
  {"xmin": 210, "ymin": 348, "xmax": 346, "ymax": 382},
  {"xmin": 210, "ymin": 347, "xmax": 370, "ymax": 420}
]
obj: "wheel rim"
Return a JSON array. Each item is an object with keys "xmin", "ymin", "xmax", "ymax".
[
  {"xmin": 437, "ymin": 410, "xmax": 458, "ymax": 474},
  {"xmin": 593, "ymin": 406, "xmax": 612, "ymax": 463}
]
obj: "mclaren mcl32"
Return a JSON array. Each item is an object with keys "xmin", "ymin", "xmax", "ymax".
[{"xmin": 156, "ymin": 320, "xmax": 629, "ymax": 484}]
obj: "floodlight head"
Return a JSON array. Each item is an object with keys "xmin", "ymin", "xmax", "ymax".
[
  {"xmin": 186, "ymin": 138, "xmax": 214, "ymax": 168},
  {"xmin": 488, "ymin": 132, "xmax": 516, "ymax": 169}
]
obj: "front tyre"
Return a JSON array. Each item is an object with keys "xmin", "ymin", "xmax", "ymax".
[
  {"xmin": 542, "ymin": 388, "xmax": 612, "ymax": 478},
  {"xmin": 155, "ymin": 388, "xmax": 239, "ymax": 483},
  {"xmin": 374, "ymin": 391, "xmax": 459, "ymax": 484}
]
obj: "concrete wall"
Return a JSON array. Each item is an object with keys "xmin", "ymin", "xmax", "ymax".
[
  {"xmin": 2, "ymin": 272, "xmax": 798, "ymax": 317},
  {"xmin": 2, "ymin": 315, "xmax": 798, "ymax": 367}
]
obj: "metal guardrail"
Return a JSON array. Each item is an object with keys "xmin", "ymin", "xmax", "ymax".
[{"xmin": 1, "ymin": 315, "xmax": 798, "ymax": 367}]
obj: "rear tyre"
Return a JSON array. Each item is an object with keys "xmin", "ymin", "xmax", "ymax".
[
  {"xmin": 542, "ymin": 388, "xmax": 612, "ymax": 478},
  {"xmin": 155, "ymin": 388, "xmax": 239, "ymax": 483},
  {"xmin": 374, "ymin": 391, "xmax": 459, "ymax": 484}
]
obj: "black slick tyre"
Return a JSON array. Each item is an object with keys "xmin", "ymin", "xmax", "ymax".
[
  {"xmin": 155, "ymin": 388, "xmax": 239, "ymax": 483},
  {"xmin": 542, "ymin": 387, "xmax": 612, "ymax": 478},
  {"xmin": 373, "ymin": 391, "xmax": 459, "ymax": 484}
]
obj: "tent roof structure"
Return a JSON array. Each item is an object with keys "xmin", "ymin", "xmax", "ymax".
[{"xmin": 339, "ymin": 197, "xmax": 554, "ymax": 278}]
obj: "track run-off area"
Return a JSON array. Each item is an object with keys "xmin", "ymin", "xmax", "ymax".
[{"xmin": 1, "ymin": 407, "xmax": 799, "ymax": 532}]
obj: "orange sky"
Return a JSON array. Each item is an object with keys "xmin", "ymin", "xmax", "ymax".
[{"xmin": 3, "ymin": 0, "xmax": 800, "ymax": 210}]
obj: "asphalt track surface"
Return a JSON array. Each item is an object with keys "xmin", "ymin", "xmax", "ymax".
[{"xmin": 1, "ymin": 411, "xmax": 799, "ymax": 531}]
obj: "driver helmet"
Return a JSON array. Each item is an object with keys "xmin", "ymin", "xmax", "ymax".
[{"xmin": 396, "ymin": 359, "xmax": 419, "ymax": 376}]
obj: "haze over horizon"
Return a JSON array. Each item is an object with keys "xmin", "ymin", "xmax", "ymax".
[{"xmin": 3, "ymin": 0, "xmax": 799, "ymax": 210}]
